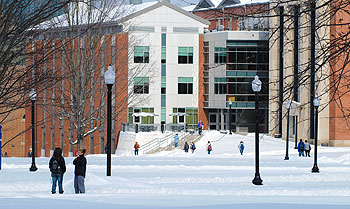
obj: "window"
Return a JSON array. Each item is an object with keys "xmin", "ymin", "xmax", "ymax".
[
  {"xmin": 161, "ymin": 47, "xmax": 166, "ymax": 63},
  {"xmin": 178, "ymin": 47, "xmax": 193, "ymax": 64},
  {"xmin": 214, "ymin": 47, "xmax": 226, "ymax": 64},
  {"xmin": 134, "ymin": 46, "xmax": 149, "ymax": 63},
  {"xmin": 214, "ymin": 77, "xmax": 226, "ymax": 94},
  {"xmin": 134, "ymin": 77, "xmax": 149, "ymax": 94},
  {"xmin": 178, "ymin": 77, "xmax": 193, "ymax": 94}
]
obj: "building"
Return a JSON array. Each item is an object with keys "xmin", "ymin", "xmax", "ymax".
[
  {"xmin": 269, "ymin": 0, "xmax": 350, "ymax": 146},
  {"xmin": 190, "ymin": 0, "xmax": 269, "ymax": 32},
  {"xmin": 203, "ymin": 31, "xmax": 269, "ymax": 132}
]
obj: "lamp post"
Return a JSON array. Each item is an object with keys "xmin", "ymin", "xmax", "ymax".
[
  {"xmin": 312, "ymin": 95, "xmax": 320, "ymax": 173},
  {"xmin": 104, "ymin": 65, "xmax": 116, "ymax": 176},
  {"xmin": 251, "ymin": 75, "xmax": 263, "ymax": 185},
  {"xmin": 29, "ymin": 89, "xmax": 38, "ymax": 172},
  {"xmin": 294, "ymin": 112, "xmax": 298, "ymax": 149},
  {"xmin": 284, "ymin": 100, "xmax": 291, "ymax": 160},
  {"xmin": 229, "ymin": 99, "xmax": 232, "ymax": 135}
]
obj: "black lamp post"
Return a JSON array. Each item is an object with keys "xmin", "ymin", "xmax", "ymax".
[
  {"xmin": 284, "ymin": 100, "xmax": 291, "ymax": 160},
  {"xmin": 294, "ymin": 114, "xmax": 298, "ymax": 149},
  {"xmin": 312, "ymin": 95, "xmax": 320, "ymax": 173},
  {"xmin": 229, "ymin": 99, "xmax": 232, "ymax": 135},
  {"xmin": 104, "ymin": 65, "xmax": 116, "ymax": 176},
  {"xmin": 252, "ymin": 75, "xmax": 263, "ymax": 185},
  {"xmin": 29, "ymin": 89, "xmax": 38, "ymax": 172}
]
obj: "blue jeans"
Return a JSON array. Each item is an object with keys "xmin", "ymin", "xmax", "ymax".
[
  {"xmin": 240, "ymin": 149, "xmax": 244, "ymax": 155},
  {"xmin": 175, "ymin": 142, "xmax": 178, "ymax": 147},
  {"xmin": 208, "ymin": 151, "xmax": 211, "ymax": 155},
  {"xmin": 135, "ymin": 149, "xmax": 139, "ymax": 155},
  {"xmin": 299, "ymin": 151, "xmax": 305, "ymax": 157},
  {"xmin": 51, "ymin": 173, "xmax": 63, "ymax": 193}
]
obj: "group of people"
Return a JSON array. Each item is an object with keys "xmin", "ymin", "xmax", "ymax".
[
  {"xmin": 297, "ymin": 139, "xmax": 312, "ymax": 157},
  {"xmin": 49, "ymin": 147, "xmax": 87, "ymax": 194},
  {"xmin": 183, "ymin": 141, "xmax": 197, "ymax": 153}
]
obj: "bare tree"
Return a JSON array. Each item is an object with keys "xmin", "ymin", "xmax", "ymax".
[
  {"xmin": 0, "ymin": 0, "xmax": 71, "ymax": 149},
  {"xmin": 36, "ymin": 0, "xmax": 155, "ymax": 154}
]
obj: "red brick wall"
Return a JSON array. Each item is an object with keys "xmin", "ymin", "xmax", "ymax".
[
  {"xmin": 24, "ymin": 32, "xmax": 130, "ymax": 157},
  {"xmin": 198, "ymin": 34, "xmax": 209, "ymax": 129}
]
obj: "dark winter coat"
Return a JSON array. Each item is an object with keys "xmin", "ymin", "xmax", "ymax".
[
  {"xmin": 49, "ymin": 155, "xmax": 66, "ymax": 175},
  {"xmin": 298, "ymin": 141, "xmax": 305, "ymax": 152},
  {"xmin": 184, "ymin": 142, "xmax": 189, "ymax": 151},
  {"xmin": 73, "ymin": 155, "xmax": 87, "ymax": 177}
]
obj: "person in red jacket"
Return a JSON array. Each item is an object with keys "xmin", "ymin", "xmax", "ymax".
[{"xmin": 134, "ymin": 142, "xmax": 140, "ymax": 155}]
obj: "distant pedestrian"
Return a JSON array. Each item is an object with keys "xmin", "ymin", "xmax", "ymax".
[
  {"xmin": 190, "ymin": 142, "xmax": 196, "ymax": 153},
  {"xmin": 304, "ymin": 140, "xmax": 311, "ymax": 157},
  {"xmin": 297, "ymin": 139, "xmax": 305, "ymax": 157},
  {"xmin": 28, "ymin": 149, "xmax": 32, "ymax": 157},
  {"xmin": 184, "ymin": 142, "xmax": 189, "ymax": 153},
  {"xmin": 238, "ymin": 141, "xmax": 245, "ymax": 155},
  {"xmin": 4, "ymin": 152, "xmax": 8, "ymax": 157},
  {"xmin": 73, "ymin": 148, "xmax": 87, "ymax": 194},
  {"xmin": 104, "ymin": 144, "xmax": 108, "ymax": 154},
  {"xmin": 161, "ymin": 124, "xmax": 165, "ymax": 134},
  {"xmin": 197, "ymin": 120, "xmax": 204, "ymax": 135},
  {"xmin": 207, "ymin": 141, "xmax": 212, "ymax": 155},
  {"xmin": 174, "ymin": 134, "xmax": 179, "ymax": 148},
  {"xmin": 134, "ymin": 142, "xmax": 140, "ymax": 155},
  {"xmin": 49, "ymin": 147, "xmax": 66, "ymax": 194}
]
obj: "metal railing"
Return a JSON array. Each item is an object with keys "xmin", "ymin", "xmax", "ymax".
[{"xmin": 140, "ymin": 131, "xmax": 188, "ymax": 154}]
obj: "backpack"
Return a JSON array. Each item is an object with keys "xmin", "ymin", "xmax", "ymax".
[
  {"xmin": 240, "ymin": 143, "xmax": 244, "ymax": 150},
  {"xmin": 192, "ymin": 144, "xmax": 196, "ymax": 150},
  {"xmin": 208, "ymin": 144, "xmax": 212, "ymax": 151},
  {"xmin": 52, "ymin": 158, "xmax": 60, "ymax": 173}
]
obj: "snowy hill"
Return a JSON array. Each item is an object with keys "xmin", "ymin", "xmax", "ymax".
[{"xmin": 1, "ymin": 131, "xmax": 350, "ymax": 209}]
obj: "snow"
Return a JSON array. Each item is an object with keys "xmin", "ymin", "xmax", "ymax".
[{"xmin": 1, "ymin": 131, "xmax": 350, "ymax": 209}]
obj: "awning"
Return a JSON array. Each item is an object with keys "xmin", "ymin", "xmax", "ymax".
[
  {"xmin": 169, "ymin": 113, "xmax": 189, "ymax": 117},
  {"xmin": 132, "ymin": 112, "xmax": 159, "ymax": 117}
]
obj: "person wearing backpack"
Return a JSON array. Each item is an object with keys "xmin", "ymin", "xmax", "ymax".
[
  {"xmin": 297, "ymin": 139, "xmax": 305, "ymax": 157},
  {"xmin": 190, "ymin": 142, "xmax": 196, "ymax": 153},
  {"xmin": 49, "ymin": 147, "xmax": 66, "ymax": 194},
  {"xmin": 73, "ymin": 148, "xmax": 87, "ymax": 194},
  {"xmin": 184, "ymin": 142, "xmax": 189, "ymax": 153},
  {"xmin": 238, "ymin": 141, "xmax": 245, "ymax": 155},
  {"xmin": 304, "ymin": 140, "xmax": 311, "ymax": 157},
  {"xmin": 207, "ymin": 141, "xmax": 212, "ymax": 155}
]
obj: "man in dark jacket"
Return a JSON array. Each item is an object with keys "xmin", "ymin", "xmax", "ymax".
[
  {"xmin": 49, "ymin": 147, "xmax": 66, "ymax": 194},
  {"xmin": 73, "ymin": 148, "xmax": 87, "ymax": 194},
  {"xmin": 184, "ymin": 142, "xmax": 189, "ymax": 153},
  {"xmin": 297, "ymin": 139, "xmax": 305, "ymax": 157}
]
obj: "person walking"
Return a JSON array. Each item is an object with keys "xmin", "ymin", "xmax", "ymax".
[
  {"xmin": 238, "ymin": 141, "xmax": 245, "ymax": 155},
  {"xmin": 184, "ymin": 142, "xmax": 189, "ymax": 153},
  {"xmin": 297, "ymin": 139, "xmax": 305, "ymax": 157},
  {"xmin": 190, "ymin": 142, "xmax": 196, "ymax": 153},
  {"xmin": 174, "ymin": 134, "xmax": 179, "ymax": 148},
  {"xmin": 73, "ymin": 148, "xmax": 87, "ymax": 194},
  {"xmin": 197, "ymin": 120, "xmax": 204, "ymax": 135},
  {"xmin": 49, "ymin": 147, "xmax": 66, "ymax": 194},
  {"xmin": 207, "ymin": 141, "xmax": 212, "ymax": 155},
  {"xmin": 134, "ymin": 142, "xmax": 140, "ymax": 155},
  {"xmin": 304, "ymin": 140, "xmax": 311, "ymax": 157}
]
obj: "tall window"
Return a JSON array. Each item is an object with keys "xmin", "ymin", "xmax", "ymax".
[
  {"xmin": 214, "ymin": 77, "xmax": 226, "ymax": 94},
  {"xmin": 178, "ymin": 77, "xmax": 193, "ymax": 94},
  {"xmin": 134, "ymin": 77, "xmax": 149, "ymax": 94},
  {"xmin": 214, "ymin": 47, "xmax": 226, "ymax": 64},
  {"xmin": 178, "ymin": 47, "xmax": 193, "ymax": 64},
  {"xmin": 134, "ymin": 46, "xmax": 149, "ymax": 63}
]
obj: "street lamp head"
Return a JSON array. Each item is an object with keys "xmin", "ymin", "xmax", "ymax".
[
  {"xmin": 285, "ymin": 100, "xmax": 291, "ymax": 110},
  {"xmin": 29, "ymin": 88, "xmax": 37, "ymax": 101},
  {"xmin": 313, "ymin": 95, "xmax": 320, "ymax": 107},
  {"xmin": 229, "ymin": 99, "xmax": 232, "ymax": 105},
  {"xmin": 104, "ymin": 65, "xmax": 116, "ymax": 85},
  {"xmin": 252, "ymin": 75, "xmax": 262, "ymax": 93}
]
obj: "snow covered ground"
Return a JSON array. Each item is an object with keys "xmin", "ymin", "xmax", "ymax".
[{"xmin": 1, "ymin": 131, "xmax": 350, "ymax": 209}]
